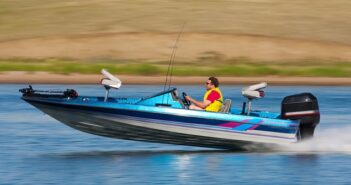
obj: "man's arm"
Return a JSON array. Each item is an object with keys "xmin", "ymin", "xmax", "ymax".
[{"xmin": 185, "ymin": 96, "xmax": 211, "ymax": 109}]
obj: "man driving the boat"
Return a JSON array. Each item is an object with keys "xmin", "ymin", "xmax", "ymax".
[{"xmin": 185, "ymin": 77, "xmax": 223, "ymax": 112}]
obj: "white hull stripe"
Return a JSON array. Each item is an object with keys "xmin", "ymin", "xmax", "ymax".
[
  {"xmin": 95, "ymin": 113, "xmax": 296, "ymax": 138},
  {"xmin": 79, "ymin": 121, "xmax": 104, "ymax": 128},
  {"xmin": 108, "ymin": 117, "xmax": 296, "ymax": 144},
  {"xmin": 96, "ymin": 114, "xmax": 297, "ymax": 144}
]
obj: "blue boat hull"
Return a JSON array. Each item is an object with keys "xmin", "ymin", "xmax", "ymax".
[{"xmin": 23, "ymin": 94, "xmax": 299, "ymax": 150}]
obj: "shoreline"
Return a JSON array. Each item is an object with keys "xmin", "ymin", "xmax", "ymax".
[{"xmin": 1, "ymin": 72, "xmax": 351, "ymax": 86}]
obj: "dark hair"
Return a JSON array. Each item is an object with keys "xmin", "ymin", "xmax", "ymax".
[{"xmin": 208, "ymin": 77, "xmax": 219, "ymax": 87}]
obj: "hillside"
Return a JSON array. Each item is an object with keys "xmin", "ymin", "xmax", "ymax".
[{"xmin": 0, "ymin": 0, "xmax": 350, "ymax": 77}]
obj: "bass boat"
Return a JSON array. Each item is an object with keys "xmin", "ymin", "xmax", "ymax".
[{"xmin": 20, "ymin": 69, "xmax": 320, "ymax": 150}]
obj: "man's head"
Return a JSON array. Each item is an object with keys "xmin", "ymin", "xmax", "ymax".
[{"xmin": 205, "ymin": 77, "xmax": 219, "ymax": 90}]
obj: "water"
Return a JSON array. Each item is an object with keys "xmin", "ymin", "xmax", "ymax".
[{"xmin": 1, "ymin": 84, "xmax": 351, "ymax": 185}]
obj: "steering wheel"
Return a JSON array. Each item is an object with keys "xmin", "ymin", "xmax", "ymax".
[{"xmin": 182, "ymin": 92, "xmax": 191, "ymax": 106}]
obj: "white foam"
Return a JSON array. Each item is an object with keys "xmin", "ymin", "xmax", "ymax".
[{"xmin": 276, "ymin": 125, "xmax": 351, "ymax": 154}]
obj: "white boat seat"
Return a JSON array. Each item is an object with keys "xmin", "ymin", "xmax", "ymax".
[
  {"xmin": 220, "ymin": 99, "xmax": 232, "ymax": 113},
  {"xmin": 101, "ymin": 79, "xmax": 120, "ymax": 89},
  {"xmin": 242, "ymin": 82, "xmax": 267, "ymax": 100},
  {"xmin": 101, "ymin": 69, "xmax": 121, "ymax": 89},
  {"xmin": 100, "ymin": 69, "xmax": 122, "ymax": 102}
]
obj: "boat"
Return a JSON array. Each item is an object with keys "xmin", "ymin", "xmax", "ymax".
[{"xmin": 19, "ymin": 69, "xmax": 320, "ymax": 150}]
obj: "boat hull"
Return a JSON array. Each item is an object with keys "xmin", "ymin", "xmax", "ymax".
[{"xmin": 25, "ymin": 98, "xmax": 297, "ymax": 150}]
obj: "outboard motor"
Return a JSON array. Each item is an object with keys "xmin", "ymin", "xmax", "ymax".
[{"xmin": 281, "ymin": 93, "xmax": 320, "ymax": 140}]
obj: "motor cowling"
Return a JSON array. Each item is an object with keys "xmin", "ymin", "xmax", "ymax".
[{"xmin": 281, "ymin": 93, "xmax": 320, "ymax": 140}]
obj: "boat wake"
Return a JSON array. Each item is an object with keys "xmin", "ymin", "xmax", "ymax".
[{"xmin": 275, "ymin": 125, "xmax": 351, "ymax": 154}]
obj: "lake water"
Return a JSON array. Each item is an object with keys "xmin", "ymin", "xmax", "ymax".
[{"xmin": 1, "ymin": 84, "xmax": 351, "ymax": 185}]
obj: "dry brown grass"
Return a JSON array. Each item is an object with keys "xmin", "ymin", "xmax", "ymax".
[{"xmin": 0, "ymin": 0, "xmax": 350, "ymax": 61}]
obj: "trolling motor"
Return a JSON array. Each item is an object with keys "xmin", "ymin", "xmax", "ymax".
[
  {"xmin": 19, "ymin": 85, "xmax": 78, "ymax": 98},
  {"xmin": 101, "ymin": 69, "xmax": 122, "ymax": 102},
  {"xmin": 19, "ymin": 85, "xmax": 35, "ymax": 96},
  {"xmin": 241, "ymin": 82, "xmax": 267, "ymax": 115}
]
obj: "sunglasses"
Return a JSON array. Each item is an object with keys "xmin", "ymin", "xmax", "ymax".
[{"xmin": 205, "ymin": 82, "xmax": 212, "ymax": 85}]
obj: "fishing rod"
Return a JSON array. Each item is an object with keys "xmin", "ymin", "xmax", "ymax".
[{"xmin": 162, "ymin": 22, "xmax": 186, "ymax": 104}]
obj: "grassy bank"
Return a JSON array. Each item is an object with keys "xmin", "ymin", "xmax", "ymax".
[{"xmin": 1, "ymin": 58, "xmax": 351, "ymax": 77}]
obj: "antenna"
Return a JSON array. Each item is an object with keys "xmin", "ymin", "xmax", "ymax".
[{"xmin": 162, "ymin": 22, "xmax": 186, "ymax": 104}]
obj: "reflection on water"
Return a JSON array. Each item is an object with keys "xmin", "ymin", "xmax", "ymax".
[
  {"xmin": 52, "ymin": 150, "xmax": 231, "ymax": 158},
  {"xmin": 1, "ymin": 85, "xmax": 351, "ymax": 185},
  {"xmin": 174, "ymin": 155, "xmax": 193, "ymax": 183}
]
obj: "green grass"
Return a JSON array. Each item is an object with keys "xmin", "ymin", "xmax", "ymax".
[{"xmin": 1, "ymin": 58, "xmax": 351, "ymax": 77}]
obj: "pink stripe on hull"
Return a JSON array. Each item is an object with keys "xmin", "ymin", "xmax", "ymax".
[
  {"xmin": 219, "ymin": 119, "xmax": 250, "ymax": 128},
  {"xmin": 248, "ymin": 120, "xmax": 264, "ymax": 130}
]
